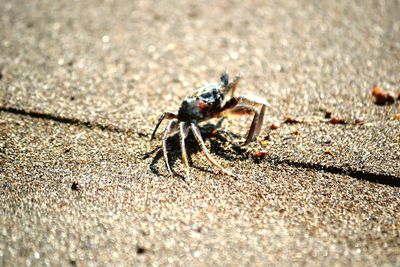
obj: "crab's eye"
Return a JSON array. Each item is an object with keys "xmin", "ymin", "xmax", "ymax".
[
  {"xmin": 220, "ymin": 72, "xmax": 229, "ymax": 86},
  {"xmin": 200, "ymin": 91, "xmax": 213, "ymax": 99}
]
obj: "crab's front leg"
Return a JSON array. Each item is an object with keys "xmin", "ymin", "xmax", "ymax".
[
  {"xmin": 190, "ymin": 122, "xmax": 234, "ymax": 177},
  {"xmin": 219, "ymin": 95, "xmax": 270, "ymax": 145},
  {"xmin": 220, "ymin": 104, "xmax": 260, "ymax": 145},
  {"xmin": 179, "ymin": 122, "xmax": 190, "ymax": 170}
]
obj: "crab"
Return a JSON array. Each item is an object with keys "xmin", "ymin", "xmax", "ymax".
[{"xmin": 151, "ymin": 71, "xmax": 270, "ymax": 176}]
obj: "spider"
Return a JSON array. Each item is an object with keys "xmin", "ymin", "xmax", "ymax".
[{"xmin": 151, "ymin": 71, "xmax": 270, "ymax": 176}]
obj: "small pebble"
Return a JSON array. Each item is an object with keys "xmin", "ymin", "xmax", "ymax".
[
  {"xmin": 71, "ymin": 181, "xmax": 79, "ymax": 191},
  {"xmin": 393, "ymin": 114, "xmax": 400, "ymax": 120},
  {"xmin": 330, "ymin": 117, "xmax": 346, "ymax": 125},
  {"xmin": 260, "ymin": 140, "xmax": 270, "ymax": 146},
  {"xmin": 324, "ymin": 111, "xmax": 332, "ymax": 119},
  {"xmin": 386, "ymin": 92, "xmax": 397, "ymax": 104},
  {"xmin": 136, "ymin": 246, "xmax": 147, "ymax": 254},
  {"xmin": 254, "ymin": 151, "xmax": 268, "ymax": 158},
  {"xmin": 270, "ymin": 123, "xmax": 280, "ymax": 130},
  {"xmin": 371, "ymin": 86, "xmax": 399, "ymax": 105},
  {"xmin": 323, "ymin": 149, "xmax": 336, "ymax": 157}
]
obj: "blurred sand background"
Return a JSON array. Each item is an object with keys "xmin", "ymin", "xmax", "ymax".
[{"xmin": 1, "ymin": 0, "xmax": 399, "ymax": 265}]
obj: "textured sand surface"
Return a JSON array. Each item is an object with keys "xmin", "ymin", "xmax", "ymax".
[{"xmin": 1, "ymin": 0, "xmax": 400, "ymax": 266}]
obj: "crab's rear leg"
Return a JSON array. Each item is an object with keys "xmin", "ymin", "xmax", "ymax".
[
  {"xmin": 151, "ymin": 112, "xmax": 178, "ymax": 141},
  {"xmin": 191, "ymin": 122, "xmax": 234, "ymax": 177},
  {"xmin": 162, "ymin": 119, "xmax": 178, "ymax": 175}
]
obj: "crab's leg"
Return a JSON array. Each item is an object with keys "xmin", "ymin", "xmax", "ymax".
[
  {"xmin": 221, "ymin": 105, "xmax": 260, "ymax": 145},
  {"xmin": 179, "ymin": 122, "xmax": 190, "ymax": 169},
  {"xmin": 220, "ymin": 95, "xmax": 270, "ymax": 144},
  {"xmin": 190, "ymin": 122, "xmax": 234, "ymax": 176},
  {"xmin": 236, "ymin": 95, "xmax": 269, "ymax": 140},
  {"xmin": 254, "ymin": 104, "xmax": 267, "ymax": 138},
  {"xmin": 151, "ymin": 112, "xmax": 178, "ymax": 141},
  {"xmin": 162, "ymin": 119, "xmax": 178, "ymax": 175},
  {"xmin": 219, "ymin": 105, "xmax": 259, "ymax": 145}
]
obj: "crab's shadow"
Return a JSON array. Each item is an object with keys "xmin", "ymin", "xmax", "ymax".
[{"xmin": 146, "ymin": 121, "xmax": 251, "ymax": 177}]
